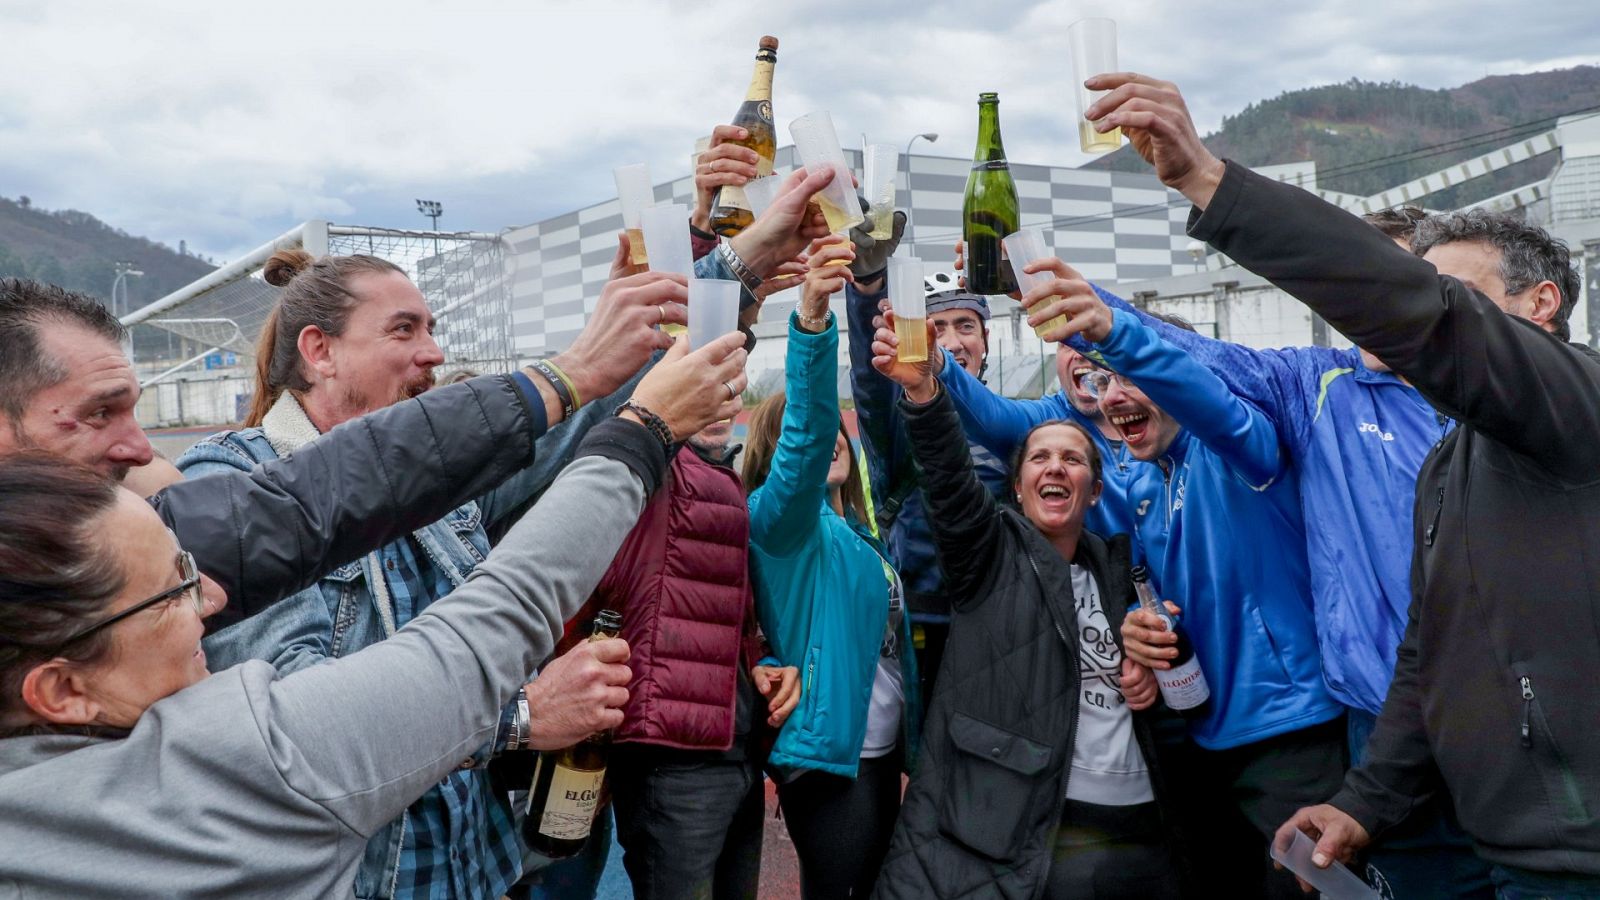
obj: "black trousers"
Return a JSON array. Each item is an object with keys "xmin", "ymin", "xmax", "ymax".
[
  {"xmin": 776, "ymin": 751, "xmax": 903, "ymax": 900},
  {"xmin": 1046, "ymin": 799, "xmax": 1184, "ymax": 900},
  {"xmin": 1163, "ymin": 716, "xmax": 1348, "ymax": 900},
  {"xmin": 609, "ymin": 753, "xmax": 765, "ymax": 900}
]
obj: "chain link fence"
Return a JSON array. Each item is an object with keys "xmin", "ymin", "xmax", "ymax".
[{"xmin": 126, "ymin": 221, "xmax": 516, "ymax": 428}]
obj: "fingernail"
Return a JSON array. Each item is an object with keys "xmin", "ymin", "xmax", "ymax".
[{"xmin": 1312, "ymin": 852, "xmax": 1329, "ymax": 867}]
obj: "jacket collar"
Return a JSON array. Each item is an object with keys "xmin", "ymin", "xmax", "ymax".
[{"xmin": 260, "ymin": 391, "xmax": 323, "ymax": 457}]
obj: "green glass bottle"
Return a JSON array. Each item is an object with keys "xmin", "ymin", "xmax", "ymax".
[{"xmin": 962, "ymin": 92, "xmax": 1020, "ymax": 296}]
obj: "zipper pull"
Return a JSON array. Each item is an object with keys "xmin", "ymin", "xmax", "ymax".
[
  {"xmin": 1520, "ymin": 675, "xmax": 1534, "ymax": 748},
  {"xmin": 1424, "ymin": 488, "xmax": 1445, "ymax": 547}
]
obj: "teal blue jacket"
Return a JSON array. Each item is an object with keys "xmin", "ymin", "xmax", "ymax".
[{"xmin": 748, "ymin": 315, "xmax": 920, "ymax": 778}]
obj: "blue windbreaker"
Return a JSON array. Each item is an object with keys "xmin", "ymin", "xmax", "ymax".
[
  {"xmin": 946, "ymin": 308, "xmax": 1340, "ymax": 749},
  {"xmin": 748, "ymin": 315, "xmax": 920, "ymax": 777},
  {"xmin": 1079, "ymin": 292, "xmax": 1453, "ymax": 715}
]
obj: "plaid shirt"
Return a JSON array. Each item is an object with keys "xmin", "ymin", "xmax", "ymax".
[{"xmin": 388, "ymin": 535, "xmax": 524, "ymax": 900}]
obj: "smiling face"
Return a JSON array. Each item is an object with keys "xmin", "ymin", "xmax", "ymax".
[
  {"xmin": 1097, "ymin": 376, "xmax": 1181, "ymax": 461},
  {"xmin": 1055, "ymin": 344, "xmax": 1106, "ymax": 418},
  {"xmin": 0, "ymin": 325, "xmax": 153, "ymax": 481},
  {"xmin": 309, "ymin": 271, "xmax": 444, "ymax": 425},
  {"xmin": 931, "ymin": 307, "xmax": 987, "ymax": 377},
  {"xmin": 75, "ymin": 490, "xmax": 220, "ymax": 726},
  {"xmin": 1014, "ymin": 424, "xmax": 1102, "ymax": 538}
]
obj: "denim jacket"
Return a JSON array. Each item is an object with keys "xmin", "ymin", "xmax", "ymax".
[{"xmin": 175, "ymin": 378, "xmax": 642, "ymax": 898}]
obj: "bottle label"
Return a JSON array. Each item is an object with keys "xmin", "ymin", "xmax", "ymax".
[
  {"xmin": 718, "ymin": 184, "xmax": 752, "ymax": 213},
  {"xmin": 1156, "ymin": 657, "xmax": 1211, "ymax": 710},
  {"xmin": 758, "ymin": 100, "xmax": 773, "ymax": 124},
  {"xmin": 972, "ymin": 159, "xmax": 1010, "ymax": 171},
  {"xmin": 535, "ymin": 762, "xmax": 606, "ymax": 841}
]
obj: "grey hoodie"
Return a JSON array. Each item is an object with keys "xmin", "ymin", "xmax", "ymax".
[{"xmin": 0, "ymin": 422, "xmax": 662, "ymax": 898}]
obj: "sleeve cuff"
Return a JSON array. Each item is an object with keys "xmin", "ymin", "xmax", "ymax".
[
  {"xmin": 1186, "ymin": 158, "xmax": 1250, "ymax": 245},
  {"xmin": 507, "ymin": 371, "xmax": 550, "ymax": 439},
  {"xmin": 574, "ymin": 416, "xmax": 670, "ymax": 496}
]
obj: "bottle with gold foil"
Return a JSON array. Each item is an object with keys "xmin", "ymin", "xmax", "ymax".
[
  {"xmin": 521, "ymin": 610, "xmax": 624, "ymax": 859},
  {"xmin": 962, "ymin": 92, "xmax": 1020, "ymax": 295},
  {"xmin": 708, "ymin": 36, "xmax": 779, "ymax": 237}
]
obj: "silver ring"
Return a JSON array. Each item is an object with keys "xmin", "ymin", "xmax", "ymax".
[{"xmin": 724, "ymin": 381, "xmax": 737, "ymax": 401}]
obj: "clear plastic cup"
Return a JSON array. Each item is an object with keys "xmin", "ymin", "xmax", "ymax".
[
  {"xmin": 886, "ymin": 256, "xmax": 927, "ymax": 363},
  {"xmin": 1270, "ymin": 830, "xmax": 1379, "ymax": 900},
  {"xmin": 789, "ymin": 111, "xmax": 863, "ymax": 234},
  {"xmin": 744, "ymin": 175, "xmax": 784, "ymax": 219},
  {"xmin": 1068, "ymin": 18, "xmax": 1122, "ymax": 154},
  {"xmin": 1002, "ymin": 228, "xmax": 1070, "ymax": 339},
  {"xmin": 613, "ymin": 164, "xmax": 653, "ymax": 265},
  {"xmin": 862, "ymin": 143, "xmax": 900, "ymax": 240},
  {"xmin": 640, "ymin": 204, "xmax": 692, "ymax": 278},
  {"xmin": 688, "ymin": 278, "xmax": 743, "ymax": 351},
  {"xmin": 691, "ymin": 135, "xmax": 712, "ymax": 177}
]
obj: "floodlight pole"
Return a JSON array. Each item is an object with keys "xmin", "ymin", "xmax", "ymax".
[{"xmin": 416, "ymin": 199, "xmax": 443, "ymax": 256}]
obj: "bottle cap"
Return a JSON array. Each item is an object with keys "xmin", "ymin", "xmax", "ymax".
[
  {"xmin": 759, "ymin": 36, "xmax": 779, "ymax": 51},
  {"xmin": 1131, "ymin": 565, "xmax": 1150, "ymax": 582}
]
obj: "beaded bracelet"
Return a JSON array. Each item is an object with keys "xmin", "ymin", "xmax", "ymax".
[
  {"xmin": 617, "ymin": 400, "xmax": 674, "ymax": 451},
  {"xmin": 528, "ymin": 360, "xmax": 577, "ymax": 420}
]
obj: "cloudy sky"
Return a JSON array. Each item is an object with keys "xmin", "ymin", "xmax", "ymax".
[{"xmin": 1, "ymin": 0, "xmax": 1595, "ymax": 261}]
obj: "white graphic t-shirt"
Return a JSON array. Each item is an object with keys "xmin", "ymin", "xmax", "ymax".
[{"xmin": 1065, "ymin": 563, "xmax": 1154, "ymax": 806}]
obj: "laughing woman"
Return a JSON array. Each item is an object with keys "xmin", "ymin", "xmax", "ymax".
[{"xmin": 865, "ymin": 312, "xmax": 1187, "ymax": 900}]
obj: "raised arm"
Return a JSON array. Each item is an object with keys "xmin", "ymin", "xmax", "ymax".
[
  {"xmin": 843, "ymin": 278, "xmax": 914, "ymax": 522},
  {"xmin": 1085, "ymin": 72, "xmax": 1600, "ymax": 479},
  {"xmin": 157, "ymin": 373, "xmax": 550, "ymax": 632},
  {"xmin": 1091, "ymin": 308, "xmax": 1285, "ymax": 488},
  {"xmin": 934, "ymin": 347, "xmax": 1078, "ymax": 460},
  {"xmin": 1190, "ymin": 161, "xmax": 1600, "ymax": 476},
  {"xmin": 747, "ymin": 319, "xmax": 842, "ymax": 556},
  {"xmin": 268, "ymin": 421, "xmax": 663, "ymax": 835}
]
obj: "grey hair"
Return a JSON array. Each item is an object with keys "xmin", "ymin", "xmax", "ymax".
[{"xmin": 1412, "ymin": 210, "xmax": 1579, "ymax": 341}]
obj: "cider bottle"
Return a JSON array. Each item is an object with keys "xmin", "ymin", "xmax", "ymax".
[
  {"xmin": 1131, "ymin": 567, "xmax": 1211, "ymax": 714},
  {"xmin": 962, "ymin": 92, "xmax": 1020, "ymax": 295},
  {"xmin": 522, "ymin": 610, "xmax": 624, "ymax": 858},
  {"xmin": 708, "ymin": 36, "xmax": 779, "ymax": 237}
]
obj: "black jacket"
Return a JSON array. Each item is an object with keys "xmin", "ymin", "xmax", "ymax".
[
  {"xmin": 1192, "ymin": 161, "xmax": 1600, "ymax": 874},
  {"xmin": 152, "ymin": 374, "xmax": 547, "ymax": 633},
  {"xmin": 873, "ymin": 387, "xmax": 1181, "ymax": 899}
]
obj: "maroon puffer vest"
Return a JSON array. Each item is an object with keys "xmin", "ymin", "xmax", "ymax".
[{"xmin": 588, "ymin": 445, "xmax": 756, "ymax": 751}]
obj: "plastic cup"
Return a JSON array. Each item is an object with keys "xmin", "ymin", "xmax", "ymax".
[
  {"xmin": 862, "ymin": 143, "xmax": 900, "ymax": 240},
  {"xmin": 691, "ymin": 135, "xmax": 712, "ymax": 177},
  {"xmin": 886, "ymin": 256, "xmax": 927, "ymax": 363},
  {"xmin": 1003, "ymin": 228, "xmax": 1070, "ymax": 340},
  {"xmin": 1068, "ymin": 18, "xmax": 1122, "ymax": 154},
  {"xmin": 688, "ymin": 278, "xmax": 743, "ymax": 351},
  {"xmin": 640, "ymin": 204, "xmax": 692, "ymax": 277},
  {"xmin": 613, "ymin": 163, "xmax": 653, "ymax": 265},
  {"xmin": 744, "ymin": 175, "xmax": 784, "ymax": 219},
  {"xmin": 1270, "ymin": 830, "xmax": 1380, "ymax": 900},
  {"xmin": 788, "ymin": 111, "xmax": 863, "ymax": 234}
]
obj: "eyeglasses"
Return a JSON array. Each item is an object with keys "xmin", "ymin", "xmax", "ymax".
[
  {"xmin": 53, "ymin": 547, "xmax": 204, "ymax": 650},
  {"xmin": 1080, "ymin": 370, "xmax": 1131, "ymax": 400}
]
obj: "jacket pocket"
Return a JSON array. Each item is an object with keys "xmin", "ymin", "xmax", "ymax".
[
  {"xmin": 937, "ymin": 711, "xmax": 1054, "ymax": 863},
  {"xmin": 799, "ymin": 646, "xmax": 821, "ymax": 732},
  {"xmin": 1513, "ymin": 666, "xmax": 1590, "ymax": 826}
]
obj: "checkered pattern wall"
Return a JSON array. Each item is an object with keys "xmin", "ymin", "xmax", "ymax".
[{"xmin": 503, "ymin": 147, "xmax": 1196, "ymax": 359}]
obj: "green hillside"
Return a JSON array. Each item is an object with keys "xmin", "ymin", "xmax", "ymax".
[
  {"xmin": 0, "ymin": 195, "xmax": 215, "ymax": 313},
  {"xmin": 1086, "ymin": 66, "xmax": 1600, "ymax": 208}
]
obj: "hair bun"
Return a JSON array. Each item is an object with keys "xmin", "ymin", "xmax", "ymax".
[{"xmin": 262, "ymin": 248, "xmax": 315, "ymax": 287}]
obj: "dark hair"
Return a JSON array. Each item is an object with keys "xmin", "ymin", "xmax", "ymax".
[
  {"xmin": 0, "ymin": 453, "xmax": 126, "ymax": 727},
  {"xmin": 1007, "ymin": 420, "xmax": 1104, "ymax": 496},
  {"xmin": 245, "ymin": 249, "xmax": 406, "ymax": 427},
  {"xmin": 742, "ymin": 393, "xmax": 869, "ymax": 526},
  {"xmin": 0, "ymin": 279, "xmax": 126, "ymax": 430},
  {"xmin": 1364, "ymin": 206, "xmax": 1428, "ymax": 244},
  {"xmin": 1412, "ymin": 210, "xmax": 1580, "ymax": 340}
]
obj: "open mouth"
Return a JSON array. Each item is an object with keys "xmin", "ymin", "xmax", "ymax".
[
  {"xmin": 1072, "ymin": 366, "xmax": 1095, "ymax": 392},
  {"xmin": 1109, "ymin": 410, "xmax": 1151, "ymax": 445},
  {"xmin": 1036, "ymin": 483, "xmax": 1073, "ymax": 508}
]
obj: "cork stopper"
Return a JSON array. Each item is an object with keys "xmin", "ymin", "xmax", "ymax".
[{"xmin": 759, "ymin": 35, "xmax": 779, "ymax": 51}]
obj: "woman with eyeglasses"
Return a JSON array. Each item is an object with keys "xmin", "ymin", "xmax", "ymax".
[
  {"xmin": 0, "ymin": 332, "xmax": 747, "ymax": 898},
  {"xmin": 863, "ymin": 308, "xmax": 1188, "ymax": 900}
]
